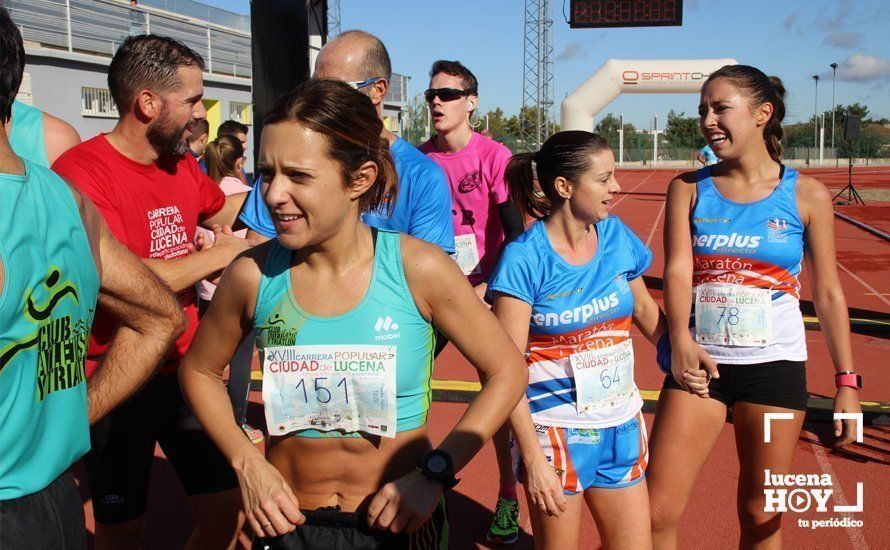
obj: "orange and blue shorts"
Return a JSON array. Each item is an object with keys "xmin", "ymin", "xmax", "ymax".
[{"xmin": 514, "ymin": 412, "xmax": 648, "ymax": 494}]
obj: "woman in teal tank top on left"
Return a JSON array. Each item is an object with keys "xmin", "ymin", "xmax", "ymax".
[{"xmin": 180, "ymin": 79, "xmax": 528, "ymax": 549}]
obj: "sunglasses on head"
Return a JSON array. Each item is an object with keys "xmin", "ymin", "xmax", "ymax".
[
  {"xmin": 424, "ymin": 87, "xmax": 477, "ymax": 102},
  {"xmin": 346, "ymin": 77, "xmax": 386, "ymax": 90}
]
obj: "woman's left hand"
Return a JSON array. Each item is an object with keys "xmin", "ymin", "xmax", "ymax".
[
  {"xmin": 833, "ymin": 386, "xmax": 863, "ymax": 448},
  {"xmin": 366, "ymin": 470, "xmax": 443, "ymax": 534}
]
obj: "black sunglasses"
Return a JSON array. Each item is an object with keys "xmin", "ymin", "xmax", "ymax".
[{"xmin": 424, "ymin": 87, "xmax": 477, "ymax": 102}]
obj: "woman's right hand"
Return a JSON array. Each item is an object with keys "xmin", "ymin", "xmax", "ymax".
[
  {"xmin": 236, "ymin": 454, "xmax": 305, "ymax": 538},
  {"xmin": 522, "ymin": 454, "xmax": 567, "ymax": 517},
  {"xmin": 671, "ymin": 337, "xmax": 718, "ymax": 398}
]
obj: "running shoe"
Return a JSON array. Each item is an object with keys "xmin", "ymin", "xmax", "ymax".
[
  {"xmin": 486, "ymin": 497, "xmax": 520, "ymax": 544},
  {"xmin": 242, "ymin": 423, "xmax": 264, "ymax": 444}
]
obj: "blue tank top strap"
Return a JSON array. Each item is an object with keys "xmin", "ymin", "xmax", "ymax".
[
  {"xmin": 694, "ymin": 165, "xmax": 716, "ymax": 197},
  {"xmin": 9, "ymin": 101, "xmax": 49, "ymax": 168},
  {"xmin": 372, "ymin": 228, "xmax": 415, "ymax": 306},
  {"xmin": 255, "ymin": 238, "xmax": 293, "ymax": 317},
  {"xmin": 775, "ymin": 164, "xmax": 798, "ymax": 202}
]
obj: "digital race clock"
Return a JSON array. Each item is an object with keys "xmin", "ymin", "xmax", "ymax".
[{"xmin": 570, "ymin": 0, "xmax": 683, "ymax": 28}]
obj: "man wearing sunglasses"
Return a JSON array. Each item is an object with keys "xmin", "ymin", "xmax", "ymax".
[
  {"xmin": 239, "ymin": 30, "xmax": 455, "ymax": 256},
  {"xmin": 419, "ymin": 59, "xmax": 525, "ymax": 546},
  {"xmin": 419, "ymin": 61, "xmax": 523, "ymax": 304}
]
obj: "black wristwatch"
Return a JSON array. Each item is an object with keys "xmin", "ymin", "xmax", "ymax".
[{"xmin": 418, "ymin": 449, "xmax": 459, "ymax": 490}]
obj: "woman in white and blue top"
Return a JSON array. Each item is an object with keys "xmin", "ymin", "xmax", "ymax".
[
  {"xmin": 648, "ymin": 65, "xmax": 863, "ymax": 549},
  {"xmin": 488, "ymin": 131, "xmax": 713, "ymax": 549}
]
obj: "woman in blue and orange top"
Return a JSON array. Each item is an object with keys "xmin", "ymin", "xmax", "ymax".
[
  {"xmin": 647, "ymin": 65, "xmax": 863, "ymax": 549},
  {"xmin": 179, "ymin": 79, "xmax": 527, "ymax": 549},
  {"xmin": 488, "ymin": 131, "xmax": 713, "ymax": 549}
]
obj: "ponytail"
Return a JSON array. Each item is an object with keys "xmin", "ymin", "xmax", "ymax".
[
  {"xmin": 505, "ymin": 152, "xmax": 548, "ymax": 219},
  {"xmin": 764, "ymin": 76, "xmax": 786, "ymax": 163},
  {"xmin": 204, "ymin": 134, "xmax": 243, "ymax": 184}
]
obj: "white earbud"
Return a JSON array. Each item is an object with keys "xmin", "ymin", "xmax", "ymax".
[{"xmin": 468, "ymin": 103, "xmax": 474, "ymax": 112}]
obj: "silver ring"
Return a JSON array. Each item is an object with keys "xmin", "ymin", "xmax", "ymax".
[{"xmin": 262, "ymin": 522, "xmax": 272, "ymax": 528}]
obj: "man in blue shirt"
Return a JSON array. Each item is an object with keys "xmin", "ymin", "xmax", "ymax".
[{"xmin": 239, "ymin": 31, "xmax": 454, "ymax": 254}]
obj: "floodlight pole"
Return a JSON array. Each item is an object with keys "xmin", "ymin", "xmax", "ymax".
[
  {"xmin": 812, "ymin": 75, "xmax": 819, "ymax": 153},
  {"xmin": 830, "ymin": 62, "xmax": 838, "ymax": 166}
]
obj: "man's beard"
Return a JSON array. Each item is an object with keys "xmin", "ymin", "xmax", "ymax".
[{"xmin": 147, "ymin": 110, "xmax": 193, "ymax": 156}]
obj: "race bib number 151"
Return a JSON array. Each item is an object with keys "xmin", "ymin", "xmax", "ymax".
[{"xmin": 261, "ymin": 345, "xmax": 397, "ymax": 438}]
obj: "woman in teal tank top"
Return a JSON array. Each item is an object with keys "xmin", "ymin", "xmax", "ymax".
[{"xmin": 180, "ymin": 80, "xmax": 528, "ymax": 549}]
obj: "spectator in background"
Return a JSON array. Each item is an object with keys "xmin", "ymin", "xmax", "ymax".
[
  {"xmin": 237, "ymin": 30, "xmax": 454, "ymax": 254},
  {"xmin": 194, "ymin": 133, "xmax": 260, "ymax": 445},
  {"xmin": 217, "ymin": 119, "xmax": 249, "ymax": 182},
  {"xmin": 187, "ymin": 118, "xmax": 209, "ymax": 168},
  {"xmin": 196, "ymin": 133, "xmax": 250, "ymax": 313}
]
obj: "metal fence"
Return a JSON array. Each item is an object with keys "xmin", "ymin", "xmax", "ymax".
[{"xmin": 9, "ymin": 0, "xmax": 251, "ymax": 79}]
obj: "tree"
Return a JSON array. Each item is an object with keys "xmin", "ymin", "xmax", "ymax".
[
  {"xmin": 480, "ymin": 107, "xmax": 510, "ymax": 139},
  {"xmin": 663, "ymin": 110, "xmax": 702, "ymax": 149},
  {"xmin": 594, "ymin": 113, "xmax": 638, "ymax": 149},
  {"xmin": 403, "ymin": 92, "xmax": 430, "ymax": 146},
  {"xmin": 512, "ymin": 105, "xmax": 558, "ymax": 151}
]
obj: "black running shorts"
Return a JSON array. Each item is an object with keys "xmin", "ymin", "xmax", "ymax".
[
  {"xmin": 255, "ymin": 501, "xmax": 449, "ymax": 550},
  {"xmin": 662, "ymin": 360, "xmax": 808, "ymax": 411},
  {"xmin": 0, "ymin": 472, "xmax": 86, "ymax": 550},
  {"xmin": 85, "ymin": 373, "xmax": 239, "ymax": 524}
]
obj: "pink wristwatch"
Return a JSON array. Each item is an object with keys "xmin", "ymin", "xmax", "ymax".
[{"xmin": 835, "ymin": 371, "xmax": 862, "ymax": 390}]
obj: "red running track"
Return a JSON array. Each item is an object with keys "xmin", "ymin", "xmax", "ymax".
[{"xmin": 76, "ymin": 168, "xmax": 889, "ymax": 549}]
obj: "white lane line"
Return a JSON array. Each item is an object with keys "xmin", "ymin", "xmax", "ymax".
[
  {"xmin": 645, "ymin": 201, "xmax": 667, "ymax": 249},
  {"xmin": 610, "ymin": 169, "xmax": 662, "ymax": 209},
  {"xmin": 808, "ymin": 438, "xmax": 869, "ymax": 550},
  {"xmin": 836, "ymin": 261, "xmax": 890, "ymax": 307}
]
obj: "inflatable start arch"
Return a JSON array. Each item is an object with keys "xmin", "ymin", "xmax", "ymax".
[{"xmin": 561, "ymin": 58, "xmax": 739, "ymax": 131}]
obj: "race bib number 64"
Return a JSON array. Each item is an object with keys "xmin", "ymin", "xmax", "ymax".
[
  {"xmin": 261, "ymin": 345, "xmax": 397, "ymax": 438},
  {"xmin": 569, "ymin": 339, "xmax": 635, "ymax": 414}
]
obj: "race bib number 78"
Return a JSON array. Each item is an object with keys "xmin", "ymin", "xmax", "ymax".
[{"xmin": 695, "ymin": 283, "xmax": 771, "ymax": 347}]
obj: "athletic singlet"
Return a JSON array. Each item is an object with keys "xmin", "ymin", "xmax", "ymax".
[
  {"xmin": 0, "ymin": 160, "xmax": 99, "ymax": 499},
  {"xmin": 9, "ymin": 101, "xmax": 49, "ymax": 168},
  {"xmin": 489, "ymin": 217, "xmax": 651, "ymax": 429},
  {"xmin": 690, "ymin": 165, "xmax": 806, "ymax": 364},
  {"xmin": 253, "ymin": 229, "xmax": 436, "ymax": 438}
]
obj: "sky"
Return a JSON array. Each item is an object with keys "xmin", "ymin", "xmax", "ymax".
[{"xmin": 200, "ymin": 0, "xmax": 890, "ymax": 128}]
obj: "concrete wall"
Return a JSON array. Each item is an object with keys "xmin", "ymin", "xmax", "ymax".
[{"xmin": 23, "ymin": 47, "xmax": 256, "ymax": 174}]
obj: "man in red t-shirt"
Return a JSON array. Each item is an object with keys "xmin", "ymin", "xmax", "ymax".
[{"xmin": 53, "ymin": 35, "xmax": 248, "ymax": 550}]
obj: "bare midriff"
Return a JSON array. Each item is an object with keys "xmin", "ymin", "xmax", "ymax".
[{"xmin": 266, "ymin": 425, "xmax": 432, "ymax": 512}]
